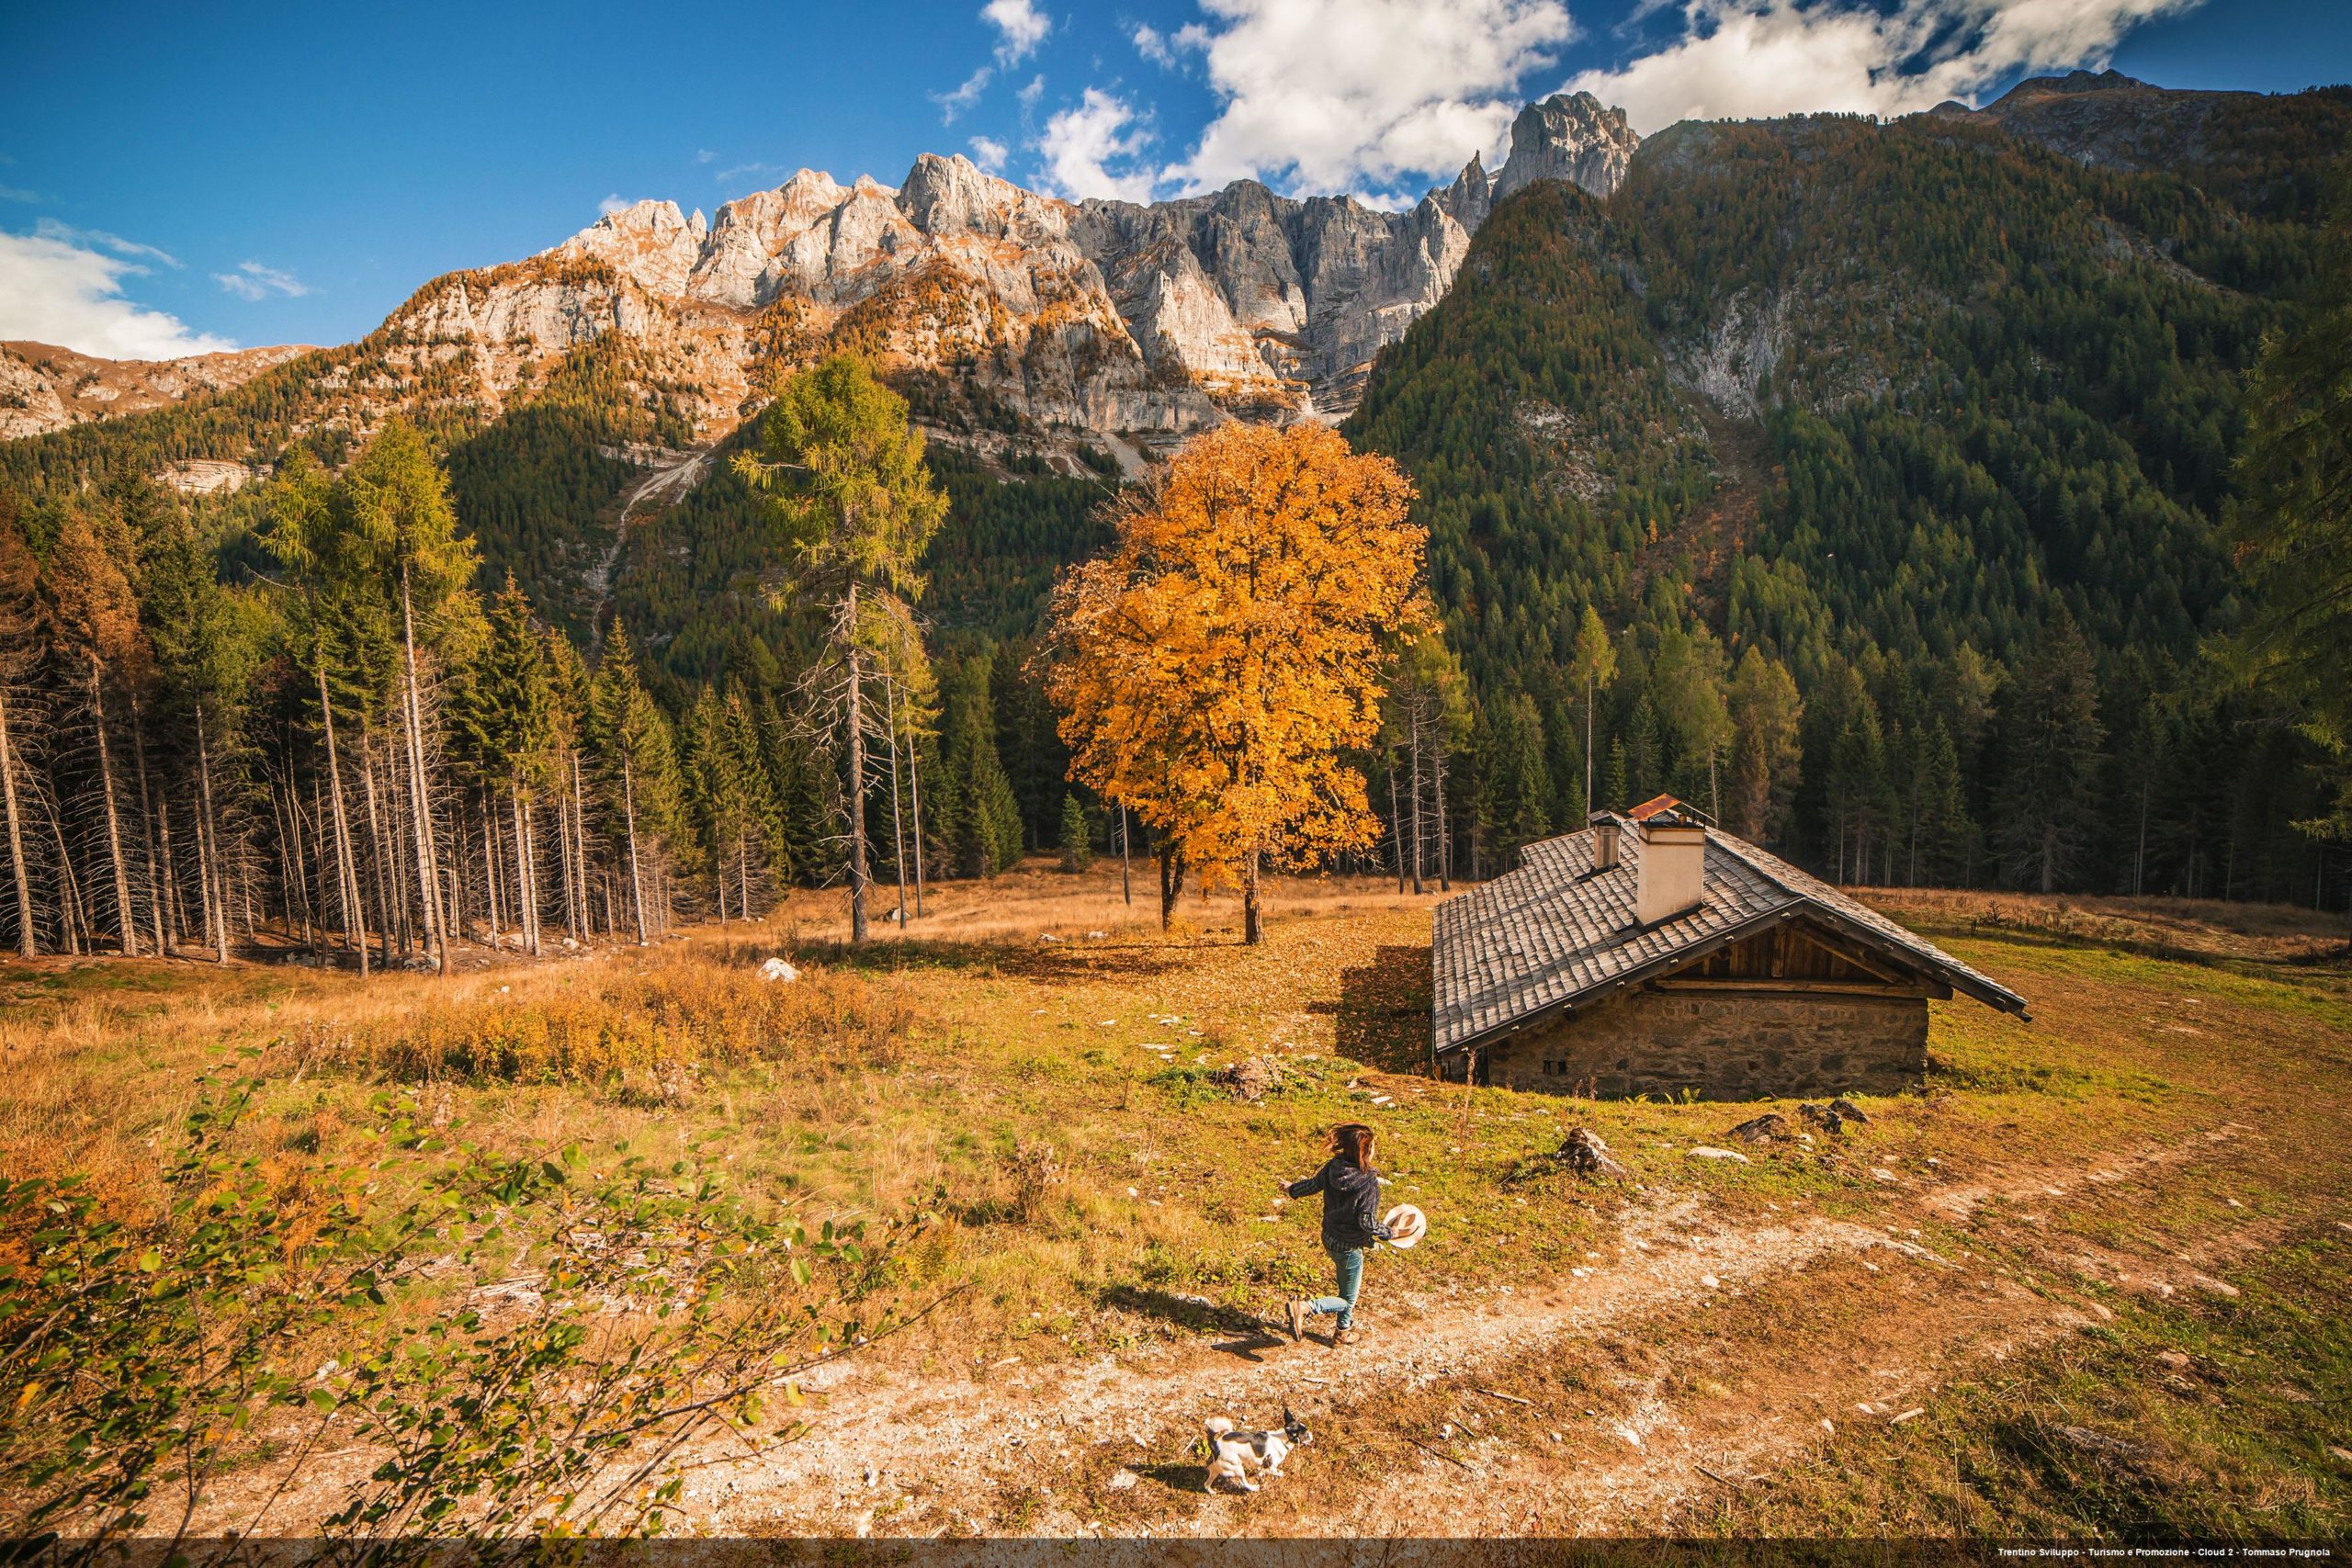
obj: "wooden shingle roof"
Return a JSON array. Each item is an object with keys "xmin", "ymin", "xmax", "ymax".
[{"xmin": 1430, "ymin": 815, "xmax": 2029, "ymax": 1056}]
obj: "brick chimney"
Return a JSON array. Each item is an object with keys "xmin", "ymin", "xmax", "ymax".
[
  {"xmin": 1589, "ymin": 811, "xmax": 1621, "ymax": 871},
  {"xmin": 1634, "ymin": 811, "xmax": 1707, "ymax": 926}
]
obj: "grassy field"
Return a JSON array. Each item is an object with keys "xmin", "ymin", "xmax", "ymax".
[{"xmin": 1, "ymin": 863, "xmax": 2346, "ymax": 1540}]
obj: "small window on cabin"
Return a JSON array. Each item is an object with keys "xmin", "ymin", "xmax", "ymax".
[{"xmin": 1544, "ymin": 1060, "xmax": 1566, "ymax": 1077}]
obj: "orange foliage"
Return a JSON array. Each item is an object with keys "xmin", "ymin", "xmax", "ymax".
[{"xmin": 1043, "ymin": 423, "xmax": 1423, "ymax": 938}]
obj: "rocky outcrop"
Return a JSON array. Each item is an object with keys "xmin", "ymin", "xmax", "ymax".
[
  {"xmin": 0, "ymin": 340, "xmax": 314, "ymax": 441},
  {"xmin": 1491, "ymin": 93, "xmax": 1637, "ymax": 203}
]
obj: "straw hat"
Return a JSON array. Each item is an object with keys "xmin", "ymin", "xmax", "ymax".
[{"xmin": 1383, "ymin": 1203, "xmax": 1428, "ymax": 1249}]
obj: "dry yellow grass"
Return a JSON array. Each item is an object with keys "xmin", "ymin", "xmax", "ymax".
[{"xmin": 1, "ymin": 863, "xmax": 2346, "ymax": 1538}]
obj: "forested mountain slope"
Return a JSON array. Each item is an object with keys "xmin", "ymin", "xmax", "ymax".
[{"xmin": 1346, "ymin": 102, "xmax": 2344, "ymax": 900}]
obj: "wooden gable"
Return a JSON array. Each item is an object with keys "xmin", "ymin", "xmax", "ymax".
[{"xmin": 1653, "ymin": 917, "xmax": 1953, "ymax": 999}]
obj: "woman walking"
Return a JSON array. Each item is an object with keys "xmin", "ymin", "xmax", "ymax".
[{"xmin": 1282, "ymin": 1122, "xmax": 1393, "ymax": 1347}]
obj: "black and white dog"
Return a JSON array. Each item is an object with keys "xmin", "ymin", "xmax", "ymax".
[{"xmin": 1203, "ymin": 1406, "xmax": 1312, "ymax": 1493}]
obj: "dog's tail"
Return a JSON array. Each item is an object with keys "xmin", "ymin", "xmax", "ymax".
[{"xmin": 1204, "ymin": 1416, "xmax": 1237, "ymax": 1438}]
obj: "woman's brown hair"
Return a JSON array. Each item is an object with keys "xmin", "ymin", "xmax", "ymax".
[{"xmin": 1330, "ymin": 1122, "xmax": 1376, "ymax": 1170}]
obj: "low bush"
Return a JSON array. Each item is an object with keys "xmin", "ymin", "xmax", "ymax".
[{"xmin": 341, "ymin": 960, "xmax": 921, "ymax": 1085}]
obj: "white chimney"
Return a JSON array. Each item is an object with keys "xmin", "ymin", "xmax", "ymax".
[
  {"xmin": 1634, "ymin": 813, "xmax": 1706, "ymax": 926},
  {"xmin": 1589, "ymin": 812, "xmax": 1620, "ymax": 871}
]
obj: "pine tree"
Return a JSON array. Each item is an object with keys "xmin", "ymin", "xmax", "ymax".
[
  {"xmin": 341, "ymin": 421, "xmax": 480, "ymax": 974},
  {"xmin": 587, "ymin": 621, "xmax": 686, "ymax": 943},
  {"xmin": 1057, "ymin": 794, "xmax": 1092, "ymax": 873},
  {"xmin": 2230, "ymin": 169, "xmax": 2352, "ymax": 840},
  {"xmin": 736, "ymin": 355, "xmax": 947, "ymax": 945},
  {"xmin": 1727, "ymin": 646, "xmax": 1803, "ymax": 843},
  {"xmin": 1996, "ymin": 615, "xmax": 2106, "ymax": 893}
]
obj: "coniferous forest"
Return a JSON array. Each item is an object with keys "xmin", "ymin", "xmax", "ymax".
[{"xmin": 0, "ymin": 98, "xmax": 2347, "ymax": 964}]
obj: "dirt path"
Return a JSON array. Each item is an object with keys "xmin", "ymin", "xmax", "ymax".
[
  {"xmin": 202, "ymin": 1122, "xmax": 2267, "ymax": 1540},
  {"xmin": 648, "ymin": 1125, "xmax": 2263, "ymax": 1539}
]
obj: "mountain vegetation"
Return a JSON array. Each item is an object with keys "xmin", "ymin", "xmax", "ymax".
[
  {"xmin": 0, "ymin": 82, "xmax": 2346, "ymax": 962},
  {"xmin": 1347, "ymin": 108, "xmax": 2349, "ymax": 907}
]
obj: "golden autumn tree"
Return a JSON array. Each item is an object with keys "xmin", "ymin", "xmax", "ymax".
[{"xmin": 1044, "ymin": 423, "xmax": 1423, "ymax": 944}]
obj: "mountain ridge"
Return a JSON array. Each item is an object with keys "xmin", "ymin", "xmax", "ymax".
[{"xmin": 0, "ymin": 91, "xmax": 1640, "ymax": 467}]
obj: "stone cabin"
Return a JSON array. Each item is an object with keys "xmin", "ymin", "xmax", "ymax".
[{"xmin": 1430, "ymin": 798, "xmax": 2029, "ymax": 1099}]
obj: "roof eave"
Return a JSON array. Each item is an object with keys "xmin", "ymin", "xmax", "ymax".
[{"xmin": 1793, "ymin": 897, "xmax": 2032, "ymax": 1019}]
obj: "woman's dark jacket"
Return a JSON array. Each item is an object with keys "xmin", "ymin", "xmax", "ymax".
[{"xmin": 1287, "ymin": 1157, "xmax": 1394, "ymax": 1253}]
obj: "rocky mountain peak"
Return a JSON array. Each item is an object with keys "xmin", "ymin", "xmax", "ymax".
[
  {"xmin": 897, "ymin": 152, "xmax": 1066, "ymax": 240},
  {"xmin": 1492, "ymin": 92, "xmax": 1639, "ymax": 202}
]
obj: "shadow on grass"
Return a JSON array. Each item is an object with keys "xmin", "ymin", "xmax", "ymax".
[
  {"xmin": 784, "ymin": 934, "xmax": 1208, "ymax": 986},
  {"xmin": 1134, "ymin": 1460, "xmax": 1212, "ymax": 1495},
  {"xmin": 1098, "ymin": 1284, "xmax": 1267, "ymax": 1336},
  {"xmin": 1308, "ymin": 943, "xmax": 1432, "ymax": 1075}
]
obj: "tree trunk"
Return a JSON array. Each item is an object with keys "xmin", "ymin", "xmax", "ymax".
[
  {"xmin": 570, "ymin": 750, "xmax": 591, "ymax": 941},
  {"xmin": 845, "ymin": 583, "xmax": 869, "ymax": 945},
  {"xmin": 358, "ymin": 729, "xmax": 396, "ymax": 967},
  {"xmin": 1387, "ymin": 746, "xmax": 1405, "ymax": 894},
  {"xmin": 277, "ymin": 783, "xmax": 309, "ymax": 947},
  {"xmin": 1118, "ymin": 805, "xmax": 1131, "ymax": 907},
  {"xmin": 317, "ymin": 668, "xmax": 369, "ymax": 976},
  {"xmin": 396, "ymin": 565, "xmax": 446, "ymax": 974},
  {"xmin": 1408, "ymin": 706, "xmax": 1425, "ymax": 896},
  {"xmin": 513, "ymin": 789, "xmax": 540, "ymax": 957},
  {"xmin": 885, "ymin": 678, "xmax": 908, "ymax": 931},
  {"xmin": 86, "ymin": 658, "xmax": 139, "ymax": 956},
  {"xmin": 1243, "ymin": 851, "xmax": 1263, "ymax": 945},
  {"xmin": 1433, "ymin": 732, "xmax": 1453, "ymax": 892},
  {"xmin": 0, "ymin": 686, "xmax": 35, "ymax": 957},
  {"xmin": 1158, "ymin": 844, "xmax": 1182, "ymax": 932},
  {"xmin": 908, "ymin": 723, "xmax": 928, "ymax": 919},
  {"xmin": 1585, "ymin": 668, "xmax": 1597, "ymax": 819},
  {"xmin": 40, "ymin": 787, "xmax": 83, "ymax": 956},
  {"xmin": 194, "ymin": 699, "xmax": 228, "ymax": 964},
  {"xmin": 482, "ymin": 795, "xmax": 502, "ymax": 953},
  {"xmin": 621, "ymin": 757, "xmax": 647, "ymax": 946},
  {"xmin": 128, "ymin": 696, "xmax": 170, "ymax": 953}
]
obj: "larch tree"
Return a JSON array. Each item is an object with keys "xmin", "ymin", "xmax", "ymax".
[
  {"xmin": 342, "ymin": 421, "xmax": 479, "ymax": 975},
  {"xmin": 1045, "ymin": 423, "xmax": 1423, "ymax": 944},
  {"xmin": 0, "ymin": 509, "xmax": 40, "ymax": 956},
  {"xmin": 1385, "ymin": 607, "xmax": 1469, "ymax": 893},
  {"xmin": 43, "ymin": 507, "xmax": 147, "ymax": 956},
  {"xmin": 1727, "ymin": 645, "xmax": 1804, "ymax": 842},
  {"xmin": 466, "ymin": 576, "xmax": 555, "ymax": 956},
  {"xmin": 735, "ymin": 355, "xmax": 947, "ymax": 945},
  {"xmin": 1566, "ymin": 604, "xmax": 1616, "ymax": 821},
  {"xmin": 588, "ymin": 621, "xmax": 684, "ymax": 945}
]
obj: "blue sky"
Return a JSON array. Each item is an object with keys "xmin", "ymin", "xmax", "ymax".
[{"xmin": 2, "ymin": 0, "xmax": 2346, "ymax": 359}]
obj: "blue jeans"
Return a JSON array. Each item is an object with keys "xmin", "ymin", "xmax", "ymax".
[{"xmin": 1307, "ymin": 1247, "xmax": 1364, "ymax": 1330}]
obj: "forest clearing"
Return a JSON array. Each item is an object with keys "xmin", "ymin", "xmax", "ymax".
[{"xmin": 3, "ymin": 867, "xmax": 2346, "ymax": 1540}]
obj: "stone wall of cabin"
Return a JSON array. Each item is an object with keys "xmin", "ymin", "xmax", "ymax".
[{"xmin": 1477, "ymin": 987, "xmax": 1928, "ymax": 1100}]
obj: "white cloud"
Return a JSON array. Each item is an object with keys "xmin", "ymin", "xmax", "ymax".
[
  {"xmin": 937, "ymin": 65, "xmax": 994, "ymax": 122},
  {"xmin": 1134, "ymin": 23, "xmax": 1176, "ymax": 66},
  {"xmin": 969, "ymin": 134, "xmax": 1012, "ymax": 172},
  {"xmin": 0, "ymin": 186, "xmax": 40, "ymax": 204},
  {"xmin": 1165, "ymin": 0, "xmax": 1575, "ymax": 196},
  {"xmin": 1035, "ymin": 88, "xmax": 1159, "ymax": 201},
  {"xmin": 0, "ymin": 228, "xmax": 233, "ymax": 358},
  {"xmin": 597, "ymin": 194, "xmax": 635, "ymax": 216},
  {"xmin": 215, "ymin": 260, "xmax": 309, "ymax": 300},
  {"xmin": 1018, "ymin": 73, "xmax": 1046, "ymax": 107},
  {"xmin": 984, "ymin": 0, "xmax": 1051, "ymax": 62},
  {"xmin": 35, "ymin": 217, "xmax": 181, "ymax": 268},
  {"xmin": 936, "ymin": 1, "xmax": 1054, "ymax": 121},
  {"xmin": 1569, "ymin": 0, "xmax": 2202, "ymax": 134}
]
